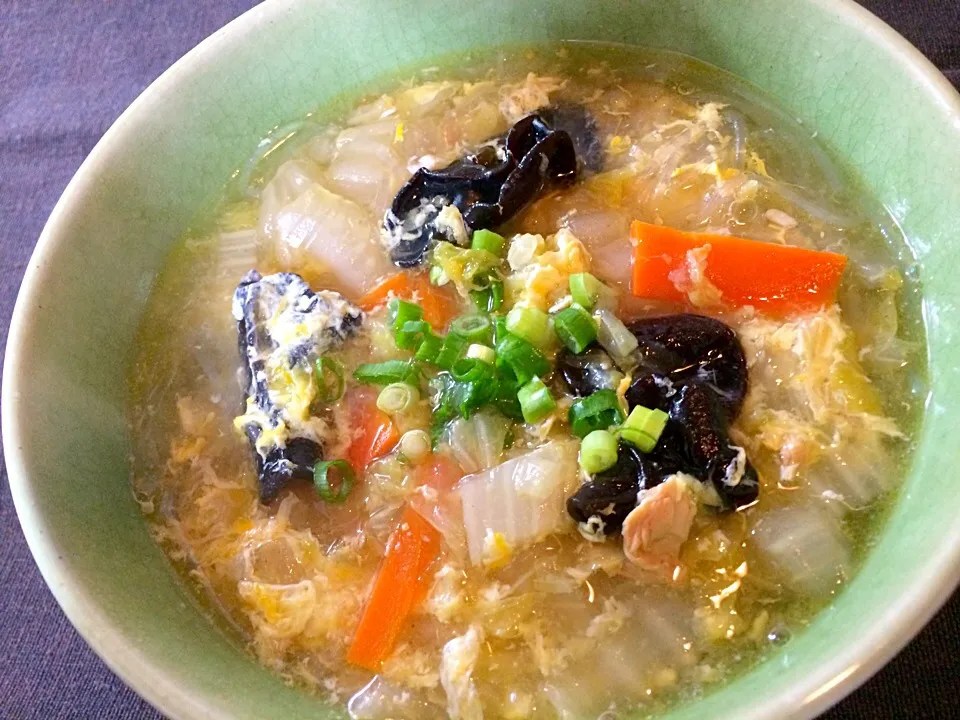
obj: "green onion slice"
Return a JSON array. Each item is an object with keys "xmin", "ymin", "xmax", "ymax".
[
  {"xmin": 396, "ymin": 319, "xmax": 432, "ymax": 351},
  {"xmin": 580, "ymin": 429, "xmax": 619, "ymax": 474},
  {"xmin": 354, "ymin": 359, "xmax": 419, "ymax": 385},
  {"xmin": 621, "ymin": 404, "xmax": 669, "ymax": 452},
  {"xmin": 387, "ymin": 298, "xmax": 424, "ymax": 329},
  {"xmin": 476, "ymin": 281, "xmax": 505, "ymax": 312},
  {"xmin": 451, "ymin": 357, "xmax": 498, "ymax": 383},
  {"xmin": 415, "ymin": 333, "xmax": 444, "ymax": 363},
  {"xmin": 568, "ymin": 389, "xmax": 625, "ymax": 438},
  {"xmin": 313, "ymin": 459, "xmax": 356, "ymax": 504},
  {"xmin": 495, "ymin": 333, "xmax": 550, "ymax": 386},
  {"xmin": 553, "ymin": 303, "xmax": 598, "ymax": 354},
  {"xmin": 387, "ymin": 298, "xmax": 424, "ymax": 349},
  {"xmin": 313, "ymin": 357, "xmax": 345, "ymax": 403},
  {"xmin": 506, "ymin": 306, "xmax": 551, "ymax": 348},
  {"xmin": 471, "ymin": 228, "xmax": 507, "ymax": 256},
  {"xmin": 435, "ymin": 333, "xmax": 469, "ymax": 371},
  {"xmin": 377, "ymin": 382, "xmax": 420, "ymax": 414},
  {"xmin": 569, "ymin": 272, "xmax": 602, "ymax": 309},
  {"xmin": 450, "ymin": 314, "xmax": 494, "ymax": 344},
  {"xmin": 518, "ymin": 377, "xmax": 557, "ymax": 424}
]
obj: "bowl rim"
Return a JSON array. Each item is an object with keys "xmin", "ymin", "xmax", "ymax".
[{"xmin": 3, "ymin": 1, "xmax": 960, "ymax": 719}]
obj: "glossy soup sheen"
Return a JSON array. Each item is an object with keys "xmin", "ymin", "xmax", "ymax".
[{"xmin": 129, "ymin": 44, "xmax": 927, "ymax": 720}]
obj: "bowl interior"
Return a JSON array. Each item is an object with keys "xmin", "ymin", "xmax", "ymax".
[{"xmin": 5, "ymin": 1, "xmax": 960, "ymax": 719}]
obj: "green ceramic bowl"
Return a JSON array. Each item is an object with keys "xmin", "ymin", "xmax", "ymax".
[{"xmin": 4, "ymin": 1, "xmax": 960, "ymax": 718}]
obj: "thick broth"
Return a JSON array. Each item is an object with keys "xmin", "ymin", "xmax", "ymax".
[{"xmin": 129, "ymin": 44, "xmax": 926, "ymax": 719}]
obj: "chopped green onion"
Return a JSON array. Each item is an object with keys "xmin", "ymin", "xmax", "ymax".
[
  {"xmin": 594, "ymin": 308, "xmax": 639, "ymax": 363},
  {"xmin": 313, "ymin": 357, "xmax": 345, "ymax": 403},
  {"xmin": 397, "ymin": 319, "xmax": 432, "ymax": 350},
  {"xmin": 466, "ymin": 343, "xmax": 496, "ymax": 365},
  {"xmin": 517, "ymin": 377, "xmax": 556, "ymax": 424},
  {"xmin": 618, "ymin": 427, "xmax": 654, "ymax": 452},
  {"xmin": 450, "ymin": 314, "xmax": 494, "ymax": 344},
  {"xmin": 470, "ymin": 280, "xmax": 504, "ymax": 312},
  {"xmin": 493, "ymin": 315, "xmax": 510, "ymax": 343},
  {"xmin": 569, "ymin": 272, "xmax": 602, "ymax": 309},
  {"xmin": 354, "ymin": 359, "xmax": 418, "ymax": 385},
  {"xmin": 495, "ymin": 333, "xmax": 551, "ymax": 386},
  {"xmin": 622, "ymin": 404, "xmax": 669, "ymax": 452},
  {"xmin": 494, "ymin": 377, "xmax": 524, "ymax": 421},
  {"xmin": 451, "ymin": 357, "xmax": 498, "ymax": 383},
  {"xmin": 377, "ymin": 382, "xmax": 420, "ymax": 415},
  {"xmin": 471, "ymin": 229, "xmax": 506, "ymax": 256},
  {"xmin": 432, "ymin": 369, "xmax": 497, "ymax": 425},
  {"xmin": 506, "ymin": 306, "xmax": 551, "ymax": 348},
  {"xmin": 489, "ymin": 281, "xmax": 504, "ymax": 311},
  {"xmin": 415, "ymin": 333, "xmax": 443, "ymax": 363},
  {"xmin": 580, "ymin": 430, "xmax": 618, "ymax": 474},
  {"xmin": 470, "ymin": 288, "xmax": 490, "ymax": 312},
  {"xmin": 435, "ymin": 333, "xmax": 469, "ymax": 371},
  {"xmin": 313, "ymin": 459, "xmax": 355, "ymax": 504},
  {"xmin": 387, "ymin": 299, "xmax": 425, "ymax": 349},
  {"xmin": 399, "ymin": 429, "xmax": 431, "ymax": 463},
  {"xmin": 568, "ymin": 389, "xmax": 625, "ymax": 438},
  {"xmin": 553, "ymin": 304, "xmax": 598, "ymax": 354},
  {"xmin": 387, "ymin": 298, "xmax": 423, "ymax": 329}
]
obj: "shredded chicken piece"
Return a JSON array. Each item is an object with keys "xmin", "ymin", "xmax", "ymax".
[
  {"xmin": 498, "ymin": 73, "xmax": 564, "ymax": 124},
  {"xmin": 622, "ymin": 475, "xmax": 698, "ymax": 573}
]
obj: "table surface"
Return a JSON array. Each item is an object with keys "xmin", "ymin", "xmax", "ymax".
[{"xmin": 1, "ymin": 1, "xmax": 959, "ymax": 718}]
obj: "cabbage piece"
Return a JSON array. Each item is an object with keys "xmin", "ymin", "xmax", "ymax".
[
  {"xmin": 347, "ymin": 676, "xmax": 438, "ymax": 720},
  {"xmin": 751, "ymin": 506, "xmax": 851, "ymax": 596},
  {"xmin": 543, "ymin": 592, "xmax": 694, "ymax": 718},
  {"xmin": 457, "ymin": 440, "xmax": 580, "ymax": 566},
  {"xmin": 439, "ymin": 625, "xmax": 484, "ymax": 720},
  {"xmin": 328, "ymin": 119, "xmax": 409, "ymax": 209},
  {"xmin": 272, "ymin": 185, "xmax": 394, "ymax": 296},
  {"xmin": 259, "ymin": 159, "xmax": 394, "ymax": 296},
  {"xmin": 444, "ymin": 409, "xmax": 510, "ymax": 474}
]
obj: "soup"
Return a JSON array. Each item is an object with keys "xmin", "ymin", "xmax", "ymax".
[{"xmin": 129, "ymin": 44, "xmax": 925, "ymax": 719}]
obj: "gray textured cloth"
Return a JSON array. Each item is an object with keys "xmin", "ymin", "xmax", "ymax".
[{"xmin": 0, "ymin": 1, "xmax": 957, "ymax": 718}]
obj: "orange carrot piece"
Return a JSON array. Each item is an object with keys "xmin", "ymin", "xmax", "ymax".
[
  {"xmin": 630, "ymin": 221, "xmax": 847, "ymax": 316},
  {"xmin": 358, "ymin": 273, "xmax": 409, "ymax": 311},
  {"xmin": 415, "ymin": 453, "xmax": 464, "ymax": 493},
  {"xmin": 347, "ymin": 506, "xmax": 441, "ymax": 669},
  {"xmin": 359, "ymin": 273, "xmax": 459, "ymax": 330},
  {"xmin": 345, "ymin": 389, "xmax": 400, "ymax": 472}
]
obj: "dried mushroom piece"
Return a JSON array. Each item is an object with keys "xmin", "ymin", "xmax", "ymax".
[
  {"xmin": 382, "ymin": 109, "xmax": 588, "ymax": 267},
  {"xmin": 233, "ymin": 271, "xmax": 363, "ymax": 502},
  {"xmin": 563, "ymin": 314, "xmax": 759, "ymax": 527}
]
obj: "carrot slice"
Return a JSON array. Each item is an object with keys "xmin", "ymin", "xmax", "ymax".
[
  {"xmin": 345, "ymin": 389, "xmax": 400, "ymax": 472},
  {"xmin": 630, "ymin": 221, "xmax": 847, "ymax": 316},
  {"xmin": 415, "ymin": 453, "xmax": 464, "ymax": 493},
  {"xmin": 347, "ymin": 506, "xmax": 441, "ymax": 669},
  {"xmin": 359, "ymin": 273, "xmax": 459, "ymax": 330}
]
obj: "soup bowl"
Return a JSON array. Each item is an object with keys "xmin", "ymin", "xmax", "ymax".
[{"xmin": 4, "ymin": 0, "xmax": 960, "ymax": 718}]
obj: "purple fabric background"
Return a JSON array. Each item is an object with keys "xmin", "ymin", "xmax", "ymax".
[{"xmin": 1, "ymin": 1, "xmax": 958, "ymax": 718}]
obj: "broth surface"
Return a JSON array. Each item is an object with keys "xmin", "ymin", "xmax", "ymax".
[{"xmin": 129, "ymin": 43, "xmax": 926, "ymax": 719}]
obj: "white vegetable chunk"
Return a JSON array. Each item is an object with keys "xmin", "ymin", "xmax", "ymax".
[
  {"xmin": 444, "ymin": 410, "xmax": 510, "ymax": 474},
  {"xmin": 751, "ymin": 506, "xmax": 851, "ymax": 596},
  {"xmin": 347, "ymin": 676, "xmax": 435, "ymax": 720},
  {"xmin": 328, "ymin": 120, "xmax": 409, "ymax": 210},
  {"xmin": 457, "ymin": 440, "xmax": 580, "ymax": 566},
  {"xmin": 440, "ymin": 625, "xmax": 484, "ymax": 720},
  {"xmin": 544, "ymin": 592, "xmax": 693, "ymax": 718}
]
